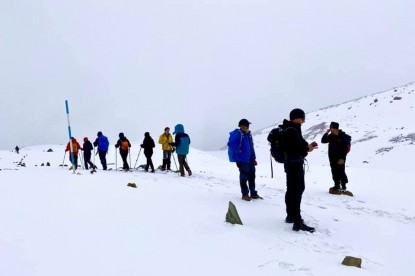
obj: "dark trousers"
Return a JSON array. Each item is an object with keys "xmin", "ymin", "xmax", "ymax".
[
  {"xmin": 236, "ymin": 161, "xmax": 257, "ymax": 196},
  {"xmin": 145, "ymin": 153, "xmax": 154, "ymax": 171},
  {"xmin": 284, "ymin": 162, "xmax": 305, "ymax": 224},
  {"xmin": 83, "ymin": 152, "xmax": 95, "ymax": 170},
  {"xmin": 178, "ymin": 155, "xmax": 190, "ymax": 176},
  {"xmin": 162, "ymin": 150, "xmax": 172, "ymax": 170},
  {"xmin": 330, "ymin": 161, "xmax": 348, "ymax": 188},
  {"xmin": 98, "ymin": 150, "xmax": 107, "ymax": 170},
  {"xmin": 69, "ymin": 153, "xmax": 79, "ymax": 168},
  {"xmin": 120, "ymin": 150, "xmax": 129, "ymax": 170}
]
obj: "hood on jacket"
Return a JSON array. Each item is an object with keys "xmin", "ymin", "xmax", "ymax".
[
  {"xmin": 173, "ymin": 124, "xmax": 184, "ymax": 135},
  {"xmin": 83, "ymin": 137, "xmax": 89, "ymax": 142}
]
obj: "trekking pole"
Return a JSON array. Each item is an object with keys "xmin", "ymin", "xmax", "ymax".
[
  {"xmin": 172, "ymin": 152, "xmax": 179, "ymax": 172},
  {"xmin": 270, "ymin": 152, "xmax": 274, "ymax": 178},
  {"xmin": 61, "ymin": 151, "xmax": 66, "ymax": 168},
  {"xmin": 128, "ymin": 148, "xmax": 132, "ymax": 170},
  {"xmin": 115, "ymin": 149, "xmax": 118, "ymax": 170},
  {"xmin": 134, "ymin": 147, "xmax": 142, "ymax": 169},
  {"xmin": 79, "ymin": 152, "xmax": 84, "ymax": 170}
]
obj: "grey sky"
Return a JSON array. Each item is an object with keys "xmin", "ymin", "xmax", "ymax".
[{"xmin": 1, "ymin": 0, "xmax": 414, "ymax": 150}]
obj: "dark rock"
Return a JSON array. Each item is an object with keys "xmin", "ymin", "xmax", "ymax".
[
  {"xmin": 47, "ymin": 149, "xmax": 54, "ymax": 152},
  {"xmin": 226, "ymin": 201, "xmax": 243, "ymax": 225},
  {"xmin": 127, "ymin": 183, "xmax": 137, "ymax": 188},
  {"xmin": 342, "ymin": 256, "xmax": 362, "ymax": 268}
]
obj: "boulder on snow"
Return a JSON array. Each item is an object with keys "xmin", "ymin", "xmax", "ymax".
[
  {"xmin": 41, "ymin": 163, "xmax": 44, "ymax": 166},
  {"xmin": 342, "ymin": 256, "xmax": 362, "ymax": 268},
  {"xmin": 127, "ymin": 183, "xmax": 137, "ymax": 188},
  {"xmin": 47, "ymin": 149, "xmax": 54, "ymax": 152},
  {"xmin": 46, "ymin": 162, "xmax": 50, "ymax": 166},
  {"xmin": 225, "ymin": 201, "xmax": 243, "ymax": 225}
]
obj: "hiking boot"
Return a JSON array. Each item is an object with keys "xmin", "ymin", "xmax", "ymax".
[
  {"xmin": 187, "ymin": 169, "xmax": 192, "ymax": 176},
  {"xmin": 151, "ymin": 170, "xmax": 155, "ymax": 173},
  {"xmin": 293, "ymin": 222, "xmax": 315, "ymax": 233},
  {"xmin": 242, "ymin": 195, "xmax": 251, "ymax": 201},
  {"xmin": 250, "ymin": 194, "xmax": 263, "ymax": 200},
  {"xmin": 329, "ymin": 186, "xmax": 342, "ymax": 195}
]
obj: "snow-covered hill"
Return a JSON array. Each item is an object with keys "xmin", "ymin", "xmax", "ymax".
[
  {"xmin": 253, "ymin": 81, "xmax": 415, "ymax": 172},
  {"xmin": 1, "ymin": 82, "xmax": 415, "ymax": 276}
]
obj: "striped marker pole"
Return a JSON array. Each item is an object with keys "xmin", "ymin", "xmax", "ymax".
[{"xmin": 65, "ymin": 100, "xmax": 75, "ymax": 174}]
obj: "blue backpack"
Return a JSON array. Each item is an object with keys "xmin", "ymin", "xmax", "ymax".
[
  {"xmin": 227, "ymin": 130, "xmax": 243, "ymax": 162},
  {"xmin": 98, "ymin": 136, "xmax": 109, "ymax": 151}
]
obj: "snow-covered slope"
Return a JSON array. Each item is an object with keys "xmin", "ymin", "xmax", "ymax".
[
  {"xmin": 1, "ymin": 82, "xmax": 415, "ymax": 276},
  {"xmin": 253, "ymin": 81, "xmax": 415, "ymax": 172}
]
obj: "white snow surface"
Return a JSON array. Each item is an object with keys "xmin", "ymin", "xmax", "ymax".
[{"xmin": 1, "ymin": 82, "xmax": 415, "ymax": 275}]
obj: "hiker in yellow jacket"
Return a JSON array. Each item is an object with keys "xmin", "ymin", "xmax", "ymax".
[{"xmin": 158, "ymin": 127, "xmax": 174, "ymax": 170}]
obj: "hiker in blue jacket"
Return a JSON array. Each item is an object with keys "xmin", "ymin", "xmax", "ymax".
[
  {"xmin": 227, "ymin": 119, "xmax": 262, "ymax": 201},
  {"xmin": 170, "ymin": 124, "xmax": 192, "ymax": 177},
  {"xmin": 93, "ymin": 131, "xmax": 109, "ymax": 170}
]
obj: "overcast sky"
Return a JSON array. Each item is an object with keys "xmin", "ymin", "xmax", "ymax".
[{"xmin": 1, "ymin": 0, "xmax": 414, "ymax": 151}]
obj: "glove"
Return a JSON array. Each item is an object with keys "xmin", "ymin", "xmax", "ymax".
[{"xmin": 140, "ymin": 144, "xmax": 144, "ymax": 148}]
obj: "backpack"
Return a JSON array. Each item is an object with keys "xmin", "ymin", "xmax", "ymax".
[
  {"xmin": 98, "ymin": 136, "xmax": 109, "ymax": 151},
  {"xmin": 267, "ymin": 127, "xmax": 288, "ymax": 163},
  {"xmin": 343, "ymin": 133, "xmax": 352, "ymax": 153},
  {"xmin": 227, "ymin": 130, "xmax": 243, "ymax": 162},
  {"xmin": 121, "ymin": 140, "xmax": 129, "ymax": 151},
  {"xmin": 71, "ymin": 143, "xmax": 78, "ymax": 153}
]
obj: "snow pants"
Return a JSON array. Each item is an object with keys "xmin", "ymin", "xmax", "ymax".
[
  {"xmin": 236, "ymin": 161, "xmax": 257, "ymax": 197},
  {"xmin": 284, "ymin": 162, "xmax": 305, "ymax": 224}
]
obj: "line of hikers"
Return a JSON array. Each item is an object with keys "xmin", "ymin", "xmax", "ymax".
[
  {"xmin": 227, "ymin": 108, "xmax": 351, "ymax": 233},
  {"xmin": 64, "ymin": 124, "xmax": 192, "ymax": 177}
]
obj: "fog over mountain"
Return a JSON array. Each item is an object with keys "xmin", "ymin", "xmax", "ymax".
[{"xmin": 1, "ymin": 0, "xmax": 415, "ymax": 150}]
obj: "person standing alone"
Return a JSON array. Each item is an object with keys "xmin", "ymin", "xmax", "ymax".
[{"xmin": 321, "ymin": 122, "xmax": 351, "ymax": 192}]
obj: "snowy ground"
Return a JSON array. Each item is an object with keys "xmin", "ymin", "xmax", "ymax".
[
  {"xmin": 1, "ymin": 83, "xmax": 415, "ymax": 275},
  {"xmin": 1, "ymin": 141, "xmax": 414, "ymax": 276}
]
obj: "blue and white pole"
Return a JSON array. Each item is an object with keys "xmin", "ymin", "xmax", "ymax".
[{"xmin": 65, "ymin": 100, "xmax": 75, "ymax": 173}]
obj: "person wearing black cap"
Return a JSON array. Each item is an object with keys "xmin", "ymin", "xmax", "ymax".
[
  {"xmin": 140, "ymin": 132, "xmax": 155, "ymax": 172},
  {"xmin": 227, "ymin": 118, "xmax": 262, "ymax": 201},
  {"xmin": 93, "ymin": 131, "xmax": 110, "ymax": 170},
  {"xmin": 321, "ymin": 122, "xmax": 351, "ymax": 192},
  {"xmin": 279, "ymin": 108, "xmax": 318, "ymax": 232},
  {"xmin": 115, "ymin": 132, "xmax": 131, "ymax": 171}
]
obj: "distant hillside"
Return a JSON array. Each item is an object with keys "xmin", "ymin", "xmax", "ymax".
[{"xmin": 250, "ymin": 81, "xmax": 415, "ymax": 172}]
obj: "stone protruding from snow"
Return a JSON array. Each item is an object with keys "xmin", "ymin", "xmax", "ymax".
[
  {"xmin": 225, "ymin": 201, "xmax": 243, "ymax": 225},
  {"xmin": 342, "ymin": 256, "xmax": 362, "ymax": 268},
  {"xmin": 127, "ymin": 183, "xmax": 137, "ymax": 188}
]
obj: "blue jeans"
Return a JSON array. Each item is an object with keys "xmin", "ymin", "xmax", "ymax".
[{"xmin": 236, "ymin": 161, "xmax": 257, "ymax": 196}]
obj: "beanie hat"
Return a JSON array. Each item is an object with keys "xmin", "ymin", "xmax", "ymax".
[
  {"xmin": 97, "ymin": 131, "xmax": 103, "ymax": 137},
  {"xmin": 238, "ymin": 118, "xmax": 251, "ymax": 127},
  {"xmin": 330, "ymin": 122, "xmax": 339, "ymax": 129},
  {"xmin": 83, "ymin": 137, "xmax": 88, "ymax": 142},
  {"xmin": 144, "ymin": 132, "xmax": 150, "ymax": 137},
  {"xmin": 119, "ymin": 132, "xmax": 125, "ymax": 138},
  {"xmin": 289, "ymin": 108, "xmax": 306, "ymax": 120}
]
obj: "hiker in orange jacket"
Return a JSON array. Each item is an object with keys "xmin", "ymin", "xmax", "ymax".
[{"xmin": 65, "ymin": 137, "xmax": 82, "ymax": 169}]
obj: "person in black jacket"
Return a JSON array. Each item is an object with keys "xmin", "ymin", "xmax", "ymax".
[
  {"xmin": 115, "ymin": 132, "xmax": 131, "ymax": 171},
  {"xmin": 140, "ymin": 132, "xmax": 155, "ymax": 172},
  {"xmin": 321, "ymin": 122, "xmax": 351, "ymax": 191},
  {"xmin": 280, "ymin": 108, "xmax": 318, "ymax": 233},
  {"xmin": 82, "ymin": 137, "xmax": 97, "ymax": 170}
]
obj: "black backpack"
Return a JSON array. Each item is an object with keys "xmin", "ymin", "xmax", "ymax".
[{"xmin": 267, "ymin": 127, "xmax": 288, "ymax": 163}]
